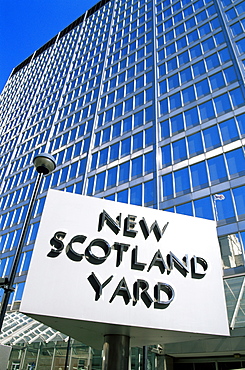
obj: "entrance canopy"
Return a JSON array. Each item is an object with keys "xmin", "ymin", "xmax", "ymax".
[{"xmin": 0, "ymin": 311, "xmax": 67, "ymax": 346}]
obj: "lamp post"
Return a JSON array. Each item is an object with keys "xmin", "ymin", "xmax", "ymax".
[{"xmin": 0, "ymin": 153, "xmax": 56, "ymax": 332}]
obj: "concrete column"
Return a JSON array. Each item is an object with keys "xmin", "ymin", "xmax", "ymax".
[{"xmin": 102, "ymin": 334, "xmax": 130, "ymax": 370}]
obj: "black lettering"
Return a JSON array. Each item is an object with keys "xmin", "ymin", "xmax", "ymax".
[
  {"xmin": 47, "ymin": 231, "xmax": 66, "ymax": 258},
  {"xmin": 167, "ymin": 252, "xmax": 189, "ymax": 277},
  {"xmin": 124, "ymin": 215, "xmax": 138, "ymax": 237},
  {"xmin": 191, "ymin": 256, "xmax": 208, "ymax": 279},
  {"xmin": 66, "ymin": 235, "xmax": 86, "ymax": 262},
  {"xmin": 113, "ymin": 242, "xmax": 130, "ymax": 267},
  {"xmin": 139, "ymin": 218, "xmax": 169, "ymax": 241},
  {"xmin": 133, "ymin": 279, "xmax": 153, "ymax": 308},
  {"xmin": 85, "ymin": 239, "xmax": 111, "ymax": 265},
  {"xmin": 88, "ymin": 272, "xmax": 113, "ymax": 301},
  {"xmin": 147, "ymin": 250, "xmax": 169, "ymax": 274},
  {"xmin": 154, "ymin": 283, "xmax": 175, "ymax": 309},
  {"xmin": 98, "ymin": 210, "xmax": 121, "ymax": 234},
  {"xmin": 109, "ymin": 277, "xmax": 132, "ymax": 305},
  {"xmin": 131, "ymin": 246, "xmax": 146, "ymax": 271}
]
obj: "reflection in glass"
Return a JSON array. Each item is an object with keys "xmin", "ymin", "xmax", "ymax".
[{"xmin": 219, "ymin": 234, "xmax": 244, "ymax": 269}]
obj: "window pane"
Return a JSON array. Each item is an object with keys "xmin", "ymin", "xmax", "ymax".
[
  {"xmin": 172, "ymin": 139, "xmax": 187, "ymax": 163},
  {"xmin": 161, "ymin": 145, "xmax": 172, "ymax": 167},
  {"xmin": 107, "ymin": 167, "xmax": 118, "ymax": 189},
  {"xmin": 162, "ymin": 173, "xmax": 173, "ymax": 199},
  {"xmin": 144, "ymin": 180, "xmax": 154, "ymax": 205},
  {"xmin": 145, "ymin": 152, "xmax": 154, "ymax": 173},
  {"xmin": 174, "ymin": 167, "xmax": 191, "ymax": 195},
  {"xmin": 190, "ymin": 162, "xmax": 209, "ymax": 190},
  {"xmin": 95, "ymin": 172, "xmax": 106, "ymax": 193},
  {"xmin": 226, "ymin": 148, "xmax": 245, "ymax": 177},
  {"xmin": 110, "ymin": 143, "xmax": 120, "ymax": 162},
  {"xmin": 171, "ymin": 114, "xmax": 184, "ymax": 134},
  {"xmin": 187, "ymin": 132, "xmax": 203, "ymax": 156},
  {"xmin": 119, "ymin": 161, "xmax": 130, "ymax": 183},
  {"xmin": 233, "ymin": 185, "xmax": 245, "ymax": 220},
  {"xmin": 185, "ymin": 107, "xmax": 199, "ymax": 127},
  {"xmin": 176, "ymin": 202, "xmax": 193, "ymax": 216},
  {"xmin": 214, "ymin": 190, "xmax": 235, "ymax": 223},
  {"xmin": 219, "ymin": 118, "xmax": 239, "ymax": 144},
  {"xmin": 117, "ymin": 189, "xmax": 128, "ymax": 203},
  {"xmin": 130, "ymin": 184, "xmax": 142, "ymax": 206},
  {"xmin": 132, "ymin": 156, "xmax": 143, "ymax": 178},
  {"xmin": 194, "ymin": 197, "xmax": 214, "ymax": 220},
  {"xmin": 208, "ymin": 155, "xmax": 228, "ymax": 184},
  {"xmin": 121, "ymin": 137, "xmax": 131, "ymax": 157},
  {"xmin": 199, "ymin": 100, "xmax": 215, "ymax": 121},
  {"xmin": 203, "ymin": 125, "xmax": 221, "ymax": 150}
]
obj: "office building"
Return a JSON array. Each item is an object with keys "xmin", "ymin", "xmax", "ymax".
[{"xmin": 1, "ymin": 0, "xmax": 245, "ymax": 368}]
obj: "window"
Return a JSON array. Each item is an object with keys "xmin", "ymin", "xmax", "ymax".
[
  {"xmin": 193, "ymin": 60, "xmax": 206, "ymax": 77},
  {"xmin": 176, "ymin": 202, "xmax": 193, "ymax": 216},
  {"xmin": 215, "ymin": 190, "xmax": 235, "ymax": 223},
  {"xmin": 69, "ymin": 162, "xmax": 78, "ymax": 179},
  {"xmin": 203, "ymin": 125, "xmax": 221, "ymax": 150},
  {"xmin": 210, "ymin": 72, "xmax": 225, "ymax": 91},
  {"xmin": 185, "ymin": 107, "xmax": 199, "ymax": 128},
  {"xmin": 178, "ymin": 51, "xmax": 189, "ymax": 66},
  {"xmin": 123, "ymin": 116, "xmax": 132, "ymax": 132},
  {"xmin": 133, "ymin": 132, "xmax": 143, "ymax": 151},
  {"xmin": 182, "ymin": 85, "xmax": 195, "ymax": 104},
  {"xmin": 107, "ymin": 167, "xmax": 118, "ymax": 188},
  {"xmin": 95, "ymin": 172, "xmax": 106, "ymax": 192},
  {"xmin": 121, "ymin": 137, "xmax": 131, "ymax": 157},
  {"xmin": 194, "ymin": 197, "xmax": 214, "ymax": 220},
  {"xmin": 132, "ymin": 156, "xmax": 143, "ymax": 178},
  {"xmin": 169, "ymin": 92, "xmax": 181, "ymax": 110},
  {"xmin": 172, "ymin": 139, "xmax": 187, "ymax": 163},
  {"xmin": 219, "ymin": 118, "xmax": 239, "ymax": 144},
  {"xmin": 237, "ymin": 113, "xmax": 245, "ymax": 136},
  {"xmin": 91, "ymin": 153, "xmax": 98, "ymax": 170},
  {"xmin": 187, "ymin": 132, "xmax": 203, "ymax": 156},
  {"xmin": 226, "ymin": 148, "xmax": 245, "ymax": 177},
  {"xmin": 230, "ymin": 88, "xmax": 244, "ymax": 108},
  {"xmin": 191, "ymin": 161, "xmax": 209, "ymax": 190},
  {"xmin": 117, "ymin": 189, "xmax": 128, "ymax": 203},
  {"xmin": 174, "ymin": 167, "xmax": 190, "ymax": 195},
  {"xmin": 208, "ymin": 155, "xmax": 228, "ymax": 184},
  {"xmin": 112, "ymin": 122, "xmax": 121, "ymax": 138},
  {"xmin": 195, "ymin": 79, "xmax": 210, "ymax": 97},
  {"xmin": 214, "ymin": 93, "xmax": 232, "ymax": 114},
  {"xmin": 199, "ymin": 100, "xmax": 215, "ymax": 121},
  {"xmin": 180, "ymin": 67, "xmax": 192, "ymax": 83},
  {"xmin": 161, "ymin": 145, "xmax": 171, "ymax": 167},
  {"xmin": 130, "ymin": 184, "xmax": 142, "ymax": 206},
  {"xmin": 119, "ymin": 161, "xmax": 130, "ymax": 183},
  {"xmin": 144, "ymin": 180, "xmax": 154, "ymax": 205},
  {"xmin": 233, "ymin": 185, "xmax": 245, "ymax": 220},
  {"xmin": 110, "ymin": 142, "xmax": 119, "ymax": 162},
  {"xmin": 99, "ymin": 148, "xmax": 108, "ymax": 166},
  {"xmin": 160, "ymin": 120, "xmax": 170, "ymax": 139},
  {"xmin": 102, "ymin": 127, "xmax": 111, "ymax": 143}
]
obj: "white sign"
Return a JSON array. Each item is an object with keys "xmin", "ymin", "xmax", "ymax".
[{"xmin": 21, "ymin": 190, "xmax": 229, "ymax": 348}]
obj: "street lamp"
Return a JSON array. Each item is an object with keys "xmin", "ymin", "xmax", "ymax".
[{"xmin": 0, "ymin": 153, "xmax": 56, "ymax": 332}]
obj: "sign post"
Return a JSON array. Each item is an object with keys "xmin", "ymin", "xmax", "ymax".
[{"xmin": 20, "ymin": 190, "xmax": 229, "ymax": 368}]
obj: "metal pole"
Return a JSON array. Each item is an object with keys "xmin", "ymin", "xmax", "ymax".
[
  {"xmin": 64, "ymin": 336, "xmax": 71, "ymax": 370},
  {"xmin": 142, "ymin": 346, "xmax": 148, "ymax": 370},
  {"xmin": 102, "ymin": 334, "xmax": 130, "ymax": 370},
  {"xmin": 0, "ymin": 172, "xmax": 43, "ymax": 332}
]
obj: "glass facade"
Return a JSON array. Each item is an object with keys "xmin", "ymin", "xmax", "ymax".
[{"xmin": 1, "ymin": 0, "xmax": 245, "ymax": 367}]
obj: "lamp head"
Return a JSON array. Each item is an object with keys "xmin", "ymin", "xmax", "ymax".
[{"xmin": 33, "ymin": 153, "xmax": 56, "ymax": 175}]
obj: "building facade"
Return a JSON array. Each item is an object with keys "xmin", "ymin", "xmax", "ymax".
[{"xmin": 1, "ymin": 0, "xmax": 245, "ymax": 368}]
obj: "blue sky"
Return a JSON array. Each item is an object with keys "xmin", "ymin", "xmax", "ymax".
[{"xmin": 0, "ymin": 0, "xmax": 99, "ymax": 92}]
